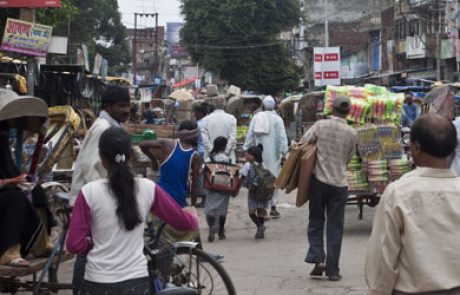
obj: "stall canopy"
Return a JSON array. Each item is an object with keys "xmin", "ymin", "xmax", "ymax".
[{"xmin": 172, "ymin": 77, "xmax": 198, "ymax": 88}]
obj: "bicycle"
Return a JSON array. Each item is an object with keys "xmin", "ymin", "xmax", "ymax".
[{"xmin": 144, "ymin": 222, "xmax": 236, "ymax": 295}]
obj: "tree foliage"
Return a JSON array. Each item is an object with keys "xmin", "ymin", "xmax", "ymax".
[{"xmin": 180, "ymin": 0, "xmax": 303, "ymax": 94}]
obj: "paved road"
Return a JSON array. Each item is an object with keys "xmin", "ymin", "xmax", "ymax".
[
  {"xmin": 13, "ymin": 189, "xmax": 375, "ymax": 295},
  {"xmin": 201, "ymin": 189, "xmax": 374, "ymax": 295}
]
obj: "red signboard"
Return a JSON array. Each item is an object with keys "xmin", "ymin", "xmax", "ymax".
[
  {"xmin": 324, "ymin": 53, "xmax": 339, "ymax": 61},
  {"xmin": 0, "ymin": 0, "xmax": 61, "ymax": 7}
]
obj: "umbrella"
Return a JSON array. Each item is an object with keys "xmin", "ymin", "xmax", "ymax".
[{"xmin": 169, "ymin": 89, "xmax": 194, "ymax": 101}]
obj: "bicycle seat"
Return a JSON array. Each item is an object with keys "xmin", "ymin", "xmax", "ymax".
[{"xmin": 155, "ymin": 287, "xmax": 197, "ymax": 295}]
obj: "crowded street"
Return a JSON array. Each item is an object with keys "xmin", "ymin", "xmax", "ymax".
[
  {"xmin": 2, "ymin": 0, "xmax": 460, "ymax": 294},
  {"xmin": 15, "ymin": 189, "xmax": 373, "ymax": 295}
]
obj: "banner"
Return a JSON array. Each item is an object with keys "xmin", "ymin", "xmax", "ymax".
[
  {"xmin": 166, "ymin": 22, "xmax": 188, "ymax": 58},
  {"xmin": 82, "ymin": 44, "xmax": 90, "ymax": 72},
  {"xmin": 406, "ymin": 34, "xmax": 426, "ymax": 59},
  {"xmin": 1, "ymin": 18, "xmax": 53, "ymax": 57},
  {"xmin": 441, "ymin": 38, "xmax": 457, "ymax": 59},
  {"xmin": 0, "ymin": 0, "xmax": 61, "ymax": 7},
  {"xmin": 313, "ymin": 47, "xmax": 341, "ymax": 87},
  {"xmin": 93, "ymin": 53, "xmax": 103, "ymax": 75}
]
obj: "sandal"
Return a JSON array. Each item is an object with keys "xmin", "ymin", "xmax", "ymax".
[{"xmin": 8, "ymin": 257, "xmax": 31, "ymax": 267}]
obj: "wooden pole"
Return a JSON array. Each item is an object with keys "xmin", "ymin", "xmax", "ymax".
[{"xmin": 20, "ymin": 8, "xmax": 36, "ymax": 95}]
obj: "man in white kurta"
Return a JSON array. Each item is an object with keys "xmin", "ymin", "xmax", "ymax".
[
  {"xmin": 69, "ymin": 86, "xmax": 130, "ymax": 206},
  {"xmin": 243, "ymin": 96, "xmax": 289, "ymax": 216},
  {"xmin": 201, "ymin": 97, "xmax": 237, "ymax": 163}
]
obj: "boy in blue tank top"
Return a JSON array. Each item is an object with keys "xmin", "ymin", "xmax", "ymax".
[{"xmin": 140, "ymin": 121, "xmax": 201, "ymax": 207}]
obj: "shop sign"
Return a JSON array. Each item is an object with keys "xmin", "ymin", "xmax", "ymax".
[
  {"xmin": 314, "ymin": 47, "xmax": 341, "ymax": 87},
  {"xmin": 0, "ymin": 0, "xmax": 61, "ymax": 7},
  {"xmin": 0, "ymin": 18, "xmax": 53, "ymax": 57}
]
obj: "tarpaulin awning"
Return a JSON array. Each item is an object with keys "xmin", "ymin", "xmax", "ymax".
[{"xmin": 172, "ymin": 77, "xmax": 198, "ymax": 88}]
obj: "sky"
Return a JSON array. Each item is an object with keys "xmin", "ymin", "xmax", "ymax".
[{"xmin": 117, "ymin": 0, "xmax": 184, "ymax": 28}]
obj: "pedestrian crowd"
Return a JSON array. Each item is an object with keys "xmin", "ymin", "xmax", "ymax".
[{"xmin": 1, "ymin": 85, "xmax": 460, "ymax": 295}]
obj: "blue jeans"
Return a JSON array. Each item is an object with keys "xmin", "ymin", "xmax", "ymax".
[
  {"xmin": 80, "ymin": 277, "xmax": 151, "ymax": 295},
  {"xmin": 305, "ymin": 176, "xmax": 348, "ymax": 276},
  {"xmin": 72, "ymin": 255, "xmax": 86, "ymax": 293}
]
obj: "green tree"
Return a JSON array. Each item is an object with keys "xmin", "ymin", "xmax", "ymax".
[
  {"xmin": 37, "ymin": 0, "xmax": 131, "ymax": 74},
  {"xmin": 180, "ymin": 0, "xmax": 303, "ymax": 94}
]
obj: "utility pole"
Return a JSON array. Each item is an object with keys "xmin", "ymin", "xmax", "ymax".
[
  {"xmin": 133, "ymin": 13, "xmax": 138, "ymax": 85},
  {"xmin": 325, "ymin": 0, "xmax": 329, "ymax": 47},
  {"xmin": 155, "ymin": 13, "xmax": 159, "ymax": 77},
  {"xmin": 20, "ymin": 8, "xmax": 35, "ymax": 95},
  {"xmin": 436, "ymin": 0, "xmax": 442, "ymax": 81}
]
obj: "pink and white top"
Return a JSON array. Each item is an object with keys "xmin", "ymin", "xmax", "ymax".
[{"xmin": 67, "ymin": 178, "xmax": 199, "ymax": 283}]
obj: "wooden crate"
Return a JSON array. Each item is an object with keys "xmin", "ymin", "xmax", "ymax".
[{"xmin": 125, "ymin": 123, "xmax": 178, "ymax": 139}]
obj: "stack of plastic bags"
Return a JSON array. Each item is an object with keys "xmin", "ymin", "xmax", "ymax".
[
  {"xmin": 388, "ymin": 156, "xmax": 410, "ymax": 181},
  {"xmin": 323, "ymin": 84, "xmax": 404, "ymax": 125},
  {"xmin": 366, "ymin": 159, "xmax": 389, "ymax": 194},
  {"xmin": 347, "ymin": 154, "xmax": 369, "ymax": 192}
]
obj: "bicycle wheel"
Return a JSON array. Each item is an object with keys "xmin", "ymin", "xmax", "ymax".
[{"xmin": 171, "ymin": 247, "xmax": 236, "ymax": 295}]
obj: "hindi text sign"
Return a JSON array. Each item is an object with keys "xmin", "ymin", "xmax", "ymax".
[{"xmin": 1, "ymin": 18, "xmax": 53, "ymax": 57}]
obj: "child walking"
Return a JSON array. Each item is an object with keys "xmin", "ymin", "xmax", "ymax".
[
  {"xmin": 205, "ymin": 136, "xmax": 232, "ymax": 242},
  {"xmin": 241, "ymin": 144, "xmax": 269, "ymax": 239}
]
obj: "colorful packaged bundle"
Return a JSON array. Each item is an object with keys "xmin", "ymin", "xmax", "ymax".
[
  {"xmin": 367, "ymin": 159, "xmax": 389, "ymax": 182},
  {"xmin": 365, "ymin": 84, "xmax": 388, "ymax": 97},
  {"xmin": 347, "ymin": 98, "xmax": 370, "ymax": 124},
  {"xmin": 346, "ymin": 86, "xmax": 366, "ymax": 99},
  {"xmin": 347, "ymin": 154, "xmax": 362, "ymax": 171},
  {"xmin": 347, "ymin": 170, "xmax": 369, "ymax": 192},
  {"xmin": 324, "ymin": 85, "xmax": 349, "ymax": 115},
  {"xmin": 356, "ymin": 125, "xmax": 383, "ymax": 160},
  {"xmin": 388, "ymin": 156, "xmax": 410, "ymax": 181}
]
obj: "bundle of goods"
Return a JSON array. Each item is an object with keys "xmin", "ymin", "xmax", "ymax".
[
  {"xmin": 237, "ymin": 126, "xmax": 249, "ymax": 141},
  {"xmin": 388, "ymin": 156, "xmax": 410, "ymax": 181},
  {"xmin": 323, "ymin": 84, "xmax": 404, "ymax": 125},
  {"xmin": 366, "ymin": 159, "xmax": 389, "ymax": 194},
  {"xmin": 347, "ymin": 155, "xmax": 368, "ymax": 192},
  {"xmin": 175, "ymin": 98, "xmax": 194, "ymax": 123},
  {"xmin": 377, "ymin": 125, "xmax": 402, "ymax": 159},
  {"xmin": 356, "ymin": 125, "xmax": 382, "ymax": 161}
]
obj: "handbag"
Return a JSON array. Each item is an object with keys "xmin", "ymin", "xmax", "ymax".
[{"xmin": 204, "ymin": 159, "xmax": 240, "ymax": 193}]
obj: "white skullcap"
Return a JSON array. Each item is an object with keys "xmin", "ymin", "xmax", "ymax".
[{"xmin": 263, "ymin": 95, "xmax": 276, "ymax": 110}]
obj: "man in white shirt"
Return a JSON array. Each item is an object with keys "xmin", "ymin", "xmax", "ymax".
[
  {"xmin": 366, "ymin": 113, "xmax": 460, "ymax": 295},
  {"xmin": 69, "ymin": 86, "xmax": 130, "ymax": 294},
  {"xmin": 201, "ymin": 97, "xmax": 237, "ymax": 163}
]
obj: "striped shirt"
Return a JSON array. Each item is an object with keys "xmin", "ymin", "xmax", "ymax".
[{"xmin": 301, "ymin": 117, "xmax": 357, "ymax": 187}]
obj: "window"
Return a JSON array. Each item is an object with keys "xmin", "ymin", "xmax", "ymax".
[{"xmin": 409, "ymin": 19, "xmax": 420, "ymax": 36}]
